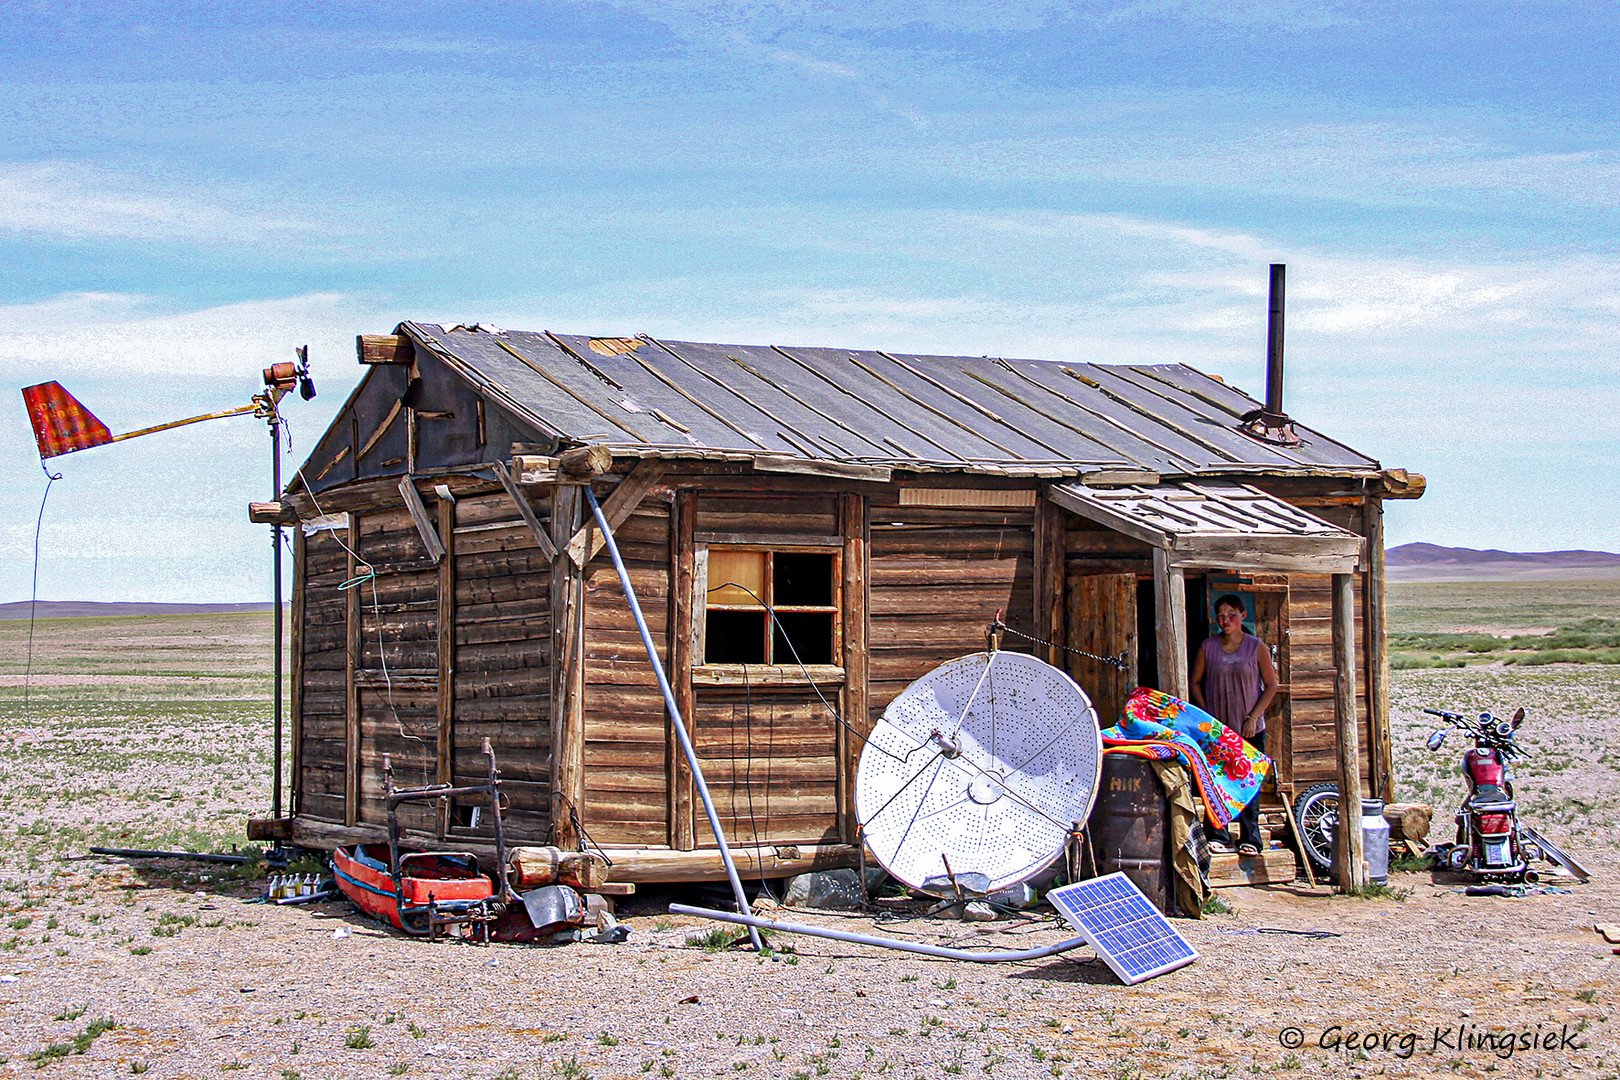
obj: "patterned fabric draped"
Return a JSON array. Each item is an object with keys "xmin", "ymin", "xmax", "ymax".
[{"xmin": 1101, "ymin": 687, "xmax": 1272, "ymax": 831}]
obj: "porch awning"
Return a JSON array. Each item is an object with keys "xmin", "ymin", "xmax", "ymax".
[{"xmin": 1045, "ymin": 479, "xmax": 1364, "ymax": 574}]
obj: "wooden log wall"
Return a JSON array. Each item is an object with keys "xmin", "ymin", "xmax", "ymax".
[
  {"xmin": 868, "ymin": 490, "xmax": 1036, "ymax": 720},
  {"xmin": 350, "ymin": 508, "xmax": 440, "ymax": 831},
  {"xmin": 452, "ymin": 489, "xmax": 553, "ymax": 843},
  {"xmin": 296, "ymin": 528, "xmax": 349, "ymax": 823},
  {"xmin": 580, "ymin": 495, "xmax": 673, "ymax": 846},
  {"xmin": 1283, "ymin": 572, "xmax": 1372, "ymax": 790}
]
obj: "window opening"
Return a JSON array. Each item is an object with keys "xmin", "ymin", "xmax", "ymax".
[{"xmin": 705, "ymin": 549, "xmax": 837, "ymax": 665}]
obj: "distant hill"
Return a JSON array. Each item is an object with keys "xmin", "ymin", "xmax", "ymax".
[
  {"xmin": 0, "ymin": 601, "xmax": 274, "ymax": 621},
  {"xmin": 1387, "ymin": 544, "xmax": 1620, "ymax": 582}
]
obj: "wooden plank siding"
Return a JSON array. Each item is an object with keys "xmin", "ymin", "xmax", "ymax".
[
  {"xmin": 868, "ymin": 492, "xmax": 1036, "ymax": 721},
  {"xmin": 581, "ymin": 498, "xmax": 672, "ymax": 846},
  {"xmin": 685, "ymin": 487, "xmax": 847, "ymax": 848}
]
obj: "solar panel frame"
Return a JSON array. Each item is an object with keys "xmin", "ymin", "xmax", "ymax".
[{"xmin": 1047, "ymin": 872, "xmax": 1199, "ymax": 984}]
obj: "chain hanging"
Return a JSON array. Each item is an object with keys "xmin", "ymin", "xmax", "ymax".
[{"xmin": 987, "ymin": 615, "xmax": 1131, "ymax": 672}]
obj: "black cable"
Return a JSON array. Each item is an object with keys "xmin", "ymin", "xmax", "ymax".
[
  {"xmin": 706, "ymin": 580, "xmax": 906, "ymax": 764},
  {"xmin": 23, "ymin": 461, "xmax": 63, "ymax": 720}
]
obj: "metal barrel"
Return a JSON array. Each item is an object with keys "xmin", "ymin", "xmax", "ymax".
[{"xmin": 1086, "ymin": 755, "xmax": 1174, "ymax": 915}]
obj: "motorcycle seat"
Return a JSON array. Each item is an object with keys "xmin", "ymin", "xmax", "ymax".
[{"xmin": 1467, "ymin": 784, "xmax": 1513, "ymax": 810}]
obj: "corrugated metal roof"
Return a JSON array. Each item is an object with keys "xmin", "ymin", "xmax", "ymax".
[{"xmin": 403, "ymin": 323, "xmax": 1380, "ymax": 479}]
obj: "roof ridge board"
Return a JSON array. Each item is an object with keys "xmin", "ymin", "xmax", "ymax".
[
  {"xmin": 650, "ymin": 340, "xmax": 880, "ymax": 460},
  {"xmin": 767, "ymin": 346, "xmax": 971, "ymax": 463},
  {"xmin": 723, "ymin": 347, "xmax": 902, "ymax": 459},
  {"xmin": 994, "ymin": 358, "xmax": 1207, "ymax": 471},
  {"xmin": 876, "ymin": 351, "xmax": 1072, "ymax": 459},
  {"xmin": 402, "ymin": 323, "xmax": 569, "ymax": 444}
]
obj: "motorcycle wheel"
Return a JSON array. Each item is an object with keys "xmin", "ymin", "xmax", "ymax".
[{"xmin": 1291, "ymin": 781, "xmax": 1339, "ymax": 874}]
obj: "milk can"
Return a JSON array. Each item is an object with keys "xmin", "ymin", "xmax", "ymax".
[
  {"xmin": 1361, "ymin": 798, "xmax": 1391, "ymax": 883},
  {"xmin": 1329, "ymin": 797, "xmax": 1392, "ymax": 884}
]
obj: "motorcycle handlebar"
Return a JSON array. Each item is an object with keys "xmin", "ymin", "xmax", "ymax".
[{"xmin": 1423, "ymin": 707, "xmax": 1467, "ymax": 722}]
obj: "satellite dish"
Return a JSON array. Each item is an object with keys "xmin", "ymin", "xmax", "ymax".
[{"xmin": 855, "ymin": 651, "xmax": 1103, "ymax": 893}]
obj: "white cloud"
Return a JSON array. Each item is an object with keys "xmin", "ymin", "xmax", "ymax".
[
  {"xmin": 0, "ymin": 291, "xmax": 375, "ymax": 381},
  {"xmin": 0, "ymin": 161, "xmax": 333, "ymax": 244}
]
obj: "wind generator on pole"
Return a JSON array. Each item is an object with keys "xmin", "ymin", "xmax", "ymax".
[{"xmin": 22, "ymin": 354, "xmax": 317, "ymax": 823}]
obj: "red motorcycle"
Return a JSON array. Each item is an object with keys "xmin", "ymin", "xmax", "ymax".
[{"xmin": 1424, "ymin": 707, "xmax": 1534, "ymax": 881}]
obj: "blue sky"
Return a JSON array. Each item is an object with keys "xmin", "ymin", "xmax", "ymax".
[{"xmin": 3, "ymin": 1, "xmax": 1617, "ymax": 602}]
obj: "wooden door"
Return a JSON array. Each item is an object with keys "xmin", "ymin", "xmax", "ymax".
[{"xmin": 1066, "ymin": 572, "xmax": 1138, "ymax": 729}]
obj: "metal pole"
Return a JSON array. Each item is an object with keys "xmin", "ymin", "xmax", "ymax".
[
  {"xmin": 585, "ymin": 488, "xmax": 762, "ymax": 949},
  {"xmin": 668, "ymin": 904, "xmax": 1088, "ymax": 963},
  {"xmin": 271, "ymin": 413, "xmax": 284, "ymax": 821}
]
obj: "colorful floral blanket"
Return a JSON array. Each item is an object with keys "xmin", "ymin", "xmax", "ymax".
[{"xmin": 1100, "ymin": 687, "xmax": 1272, "ymax": 830}]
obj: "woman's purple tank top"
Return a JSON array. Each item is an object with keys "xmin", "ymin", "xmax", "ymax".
[{"xmin": 1200, "ymin": 634, "xmax": 1263, "ymax": 734}]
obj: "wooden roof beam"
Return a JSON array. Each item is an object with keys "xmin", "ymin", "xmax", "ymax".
[{"xmin": 358, "ymin": 334, "xmax": 414, "ymax": 365}]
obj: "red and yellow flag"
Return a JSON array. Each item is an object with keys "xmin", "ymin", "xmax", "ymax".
[{"xmin": 21, "ymin": 382, "xmax": 113, "ymax": 459}]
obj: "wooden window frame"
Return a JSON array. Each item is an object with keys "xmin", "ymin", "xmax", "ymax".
[{"xmin": 695, "ymin": 543, "xmax": 844, "ymax": 676}]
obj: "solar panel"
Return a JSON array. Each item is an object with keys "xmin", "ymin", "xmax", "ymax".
[{"xmin": 1046, "ymin": 872, "xmax": 1199, "ymax": 984}]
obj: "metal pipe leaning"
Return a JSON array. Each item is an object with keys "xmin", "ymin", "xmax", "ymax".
[
  {"xmin": 584, "ymin": 487, "xmax": 763, "ymax": 950},
  {"xmin": 669, "ymin": 904, "xmax": 1090, "ymax": 963}
]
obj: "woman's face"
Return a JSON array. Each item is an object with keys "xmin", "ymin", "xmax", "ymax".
[{"xmin": 1215, "ymin": 603, "xmax": 1246, "ymax": 633}]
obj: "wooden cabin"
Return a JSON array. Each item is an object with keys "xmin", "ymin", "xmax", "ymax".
[{"xmin": 267, "ymin": 323, "xmax": 1424, "ymax": 884}]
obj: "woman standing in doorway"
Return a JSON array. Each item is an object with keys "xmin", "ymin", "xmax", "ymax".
[{"xmin": 1190, "ymin": 594, "xmax": 1280, "ymax": 857}]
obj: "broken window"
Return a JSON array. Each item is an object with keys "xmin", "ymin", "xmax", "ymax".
[{"xmin": 704, "ymin": 548, "xmax": 838, "ymax": 665}]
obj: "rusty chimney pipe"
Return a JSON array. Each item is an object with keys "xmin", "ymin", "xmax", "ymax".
[
  {"xmin": 1237, "ymin": 262, "xmax": 1302, "ymax": 446},
  {"xmin": 1265, "ymin": 263, "xmax": 1285, "ymax": 419}
]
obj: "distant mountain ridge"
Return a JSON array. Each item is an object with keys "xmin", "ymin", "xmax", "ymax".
[{"xmin": 1387, "ymin": 543, "xmax": 1620, "ymax": 567}]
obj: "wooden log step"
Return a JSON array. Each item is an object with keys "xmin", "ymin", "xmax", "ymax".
[{"xmin": 1207, "ymin": 848, "xmax": 1299, "ymax": 889}]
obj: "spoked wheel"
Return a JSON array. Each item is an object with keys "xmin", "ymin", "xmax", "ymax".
[{"xmin": 1291, "ymin": 782, "xmax": 1339, "ymax": 874}]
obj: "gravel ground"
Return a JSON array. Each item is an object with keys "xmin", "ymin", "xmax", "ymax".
[{"xmin": 1, "ymin": 661, "xmax": 1616, "ymax": 1080}]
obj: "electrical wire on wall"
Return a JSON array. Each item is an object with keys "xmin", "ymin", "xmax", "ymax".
[{"xmin": 287, "ymin": 418, "xmax": 434, "ymax": 788}]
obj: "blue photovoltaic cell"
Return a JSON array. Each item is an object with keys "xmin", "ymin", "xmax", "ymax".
[{"xmin": 1047, "ymin": 872, "xmax": 1198, "ymax": 984}]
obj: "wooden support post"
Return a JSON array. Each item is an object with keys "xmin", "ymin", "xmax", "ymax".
[
  {"xmin": 1332, "ymin": 571, "xmax": 1367, "ymax": 891},
  {"xmin": 289, "ymin": 526, "xmax": 306, "ymax": 818},
  {"xmin": 550, "ymin": 483, "xmax": 586, "ymax": 849},
  {"xmin": 1152, "ymin": 548, "xmax": 1189, "ymax": 699},
  {"xmin": 565, "ymin": 460, "xmax": 667, "ymax": 567},
  {"xmin": 436, "ymin": 490, "xmax": 456, "ymax": 838},
  {"xmin": 669, "ymin": 490, "xmax": 698, "ymax": 850},
  {"xmin": 494, "ymin": 460, "xmax": 558, "ymax": 561},
  {"xmin": 839, "ymin": 493, "xmax": 870, "ymax": 844},
  {"xmin": 1033, "ymin": 499, "xmax": 1066, "ymax": 667},
  {"xmin": 344, "ymin": 514, "xmax": 361, "ymax": 828},
  {"xmin": 397, "ymin": 476, "xmax": 446, "ymax": 563},
  {"xmin": 1364, "ymin": 494, "xmax": 1393, "ymax": 802}
]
